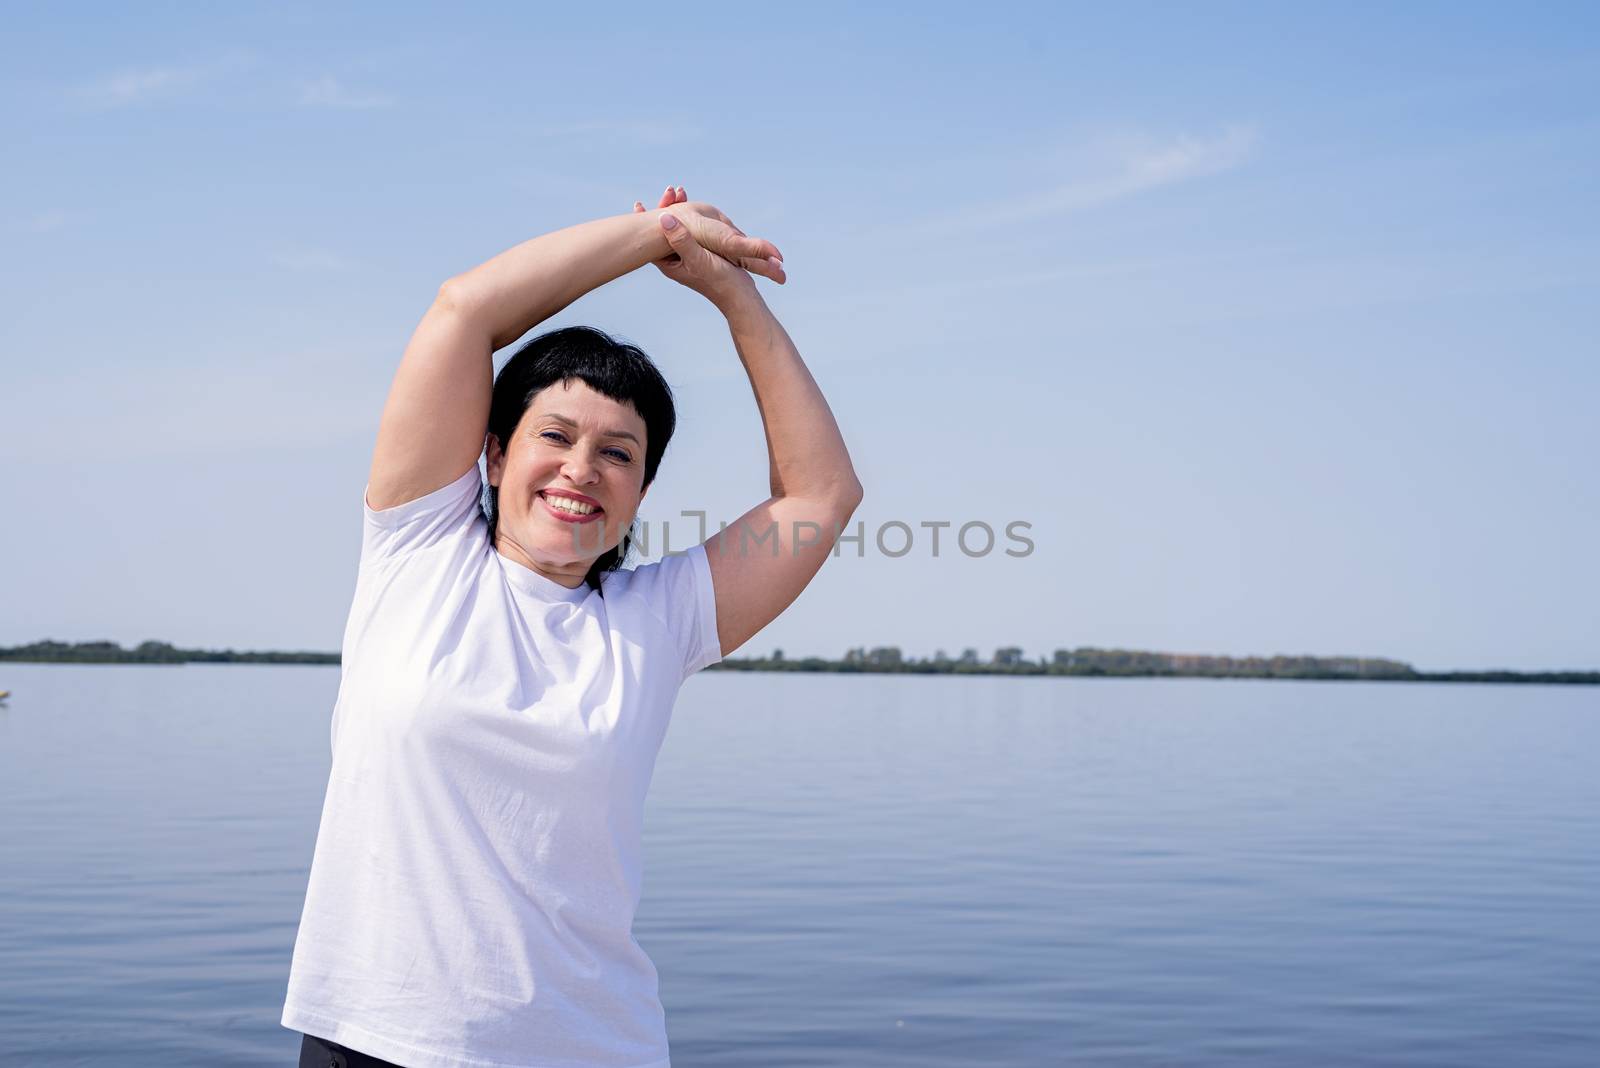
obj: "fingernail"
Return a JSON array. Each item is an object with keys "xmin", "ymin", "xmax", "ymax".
[{"xmin": 661, "ymin": 214, "xmax": 679, "ymax": 230}]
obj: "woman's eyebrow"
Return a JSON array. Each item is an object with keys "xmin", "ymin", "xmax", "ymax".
[{"xmin": 539, "ymin": 413, "xmax": 641, "ymax": 446}]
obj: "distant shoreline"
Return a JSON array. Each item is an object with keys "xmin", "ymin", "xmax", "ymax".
[{"xmin": 3, "ymin": 639, "xmax": 1595, "ymax": 685}]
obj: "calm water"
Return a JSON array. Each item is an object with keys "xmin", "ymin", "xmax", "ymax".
[{"xmin": 0, "ymin": 664, "xmax": 1595, "ymax": 1066}]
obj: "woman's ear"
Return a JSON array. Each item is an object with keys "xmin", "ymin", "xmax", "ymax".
[{"xmin": 484, "ymin": 433, "xmax": 503, "ymax": 486}]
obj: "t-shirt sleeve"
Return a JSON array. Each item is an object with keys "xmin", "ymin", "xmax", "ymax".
[
  {"xmin": 621, "ymin": 543, "xmax": 723, "ymax": 683},
  {"xmin": 360, "ymin": 463, "xmax": 485, "ymax": 570}
]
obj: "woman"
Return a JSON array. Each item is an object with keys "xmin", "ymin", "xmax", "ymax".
[{"xmin": 282, "ymin": 187, "xmax": 862, "ymax": 1067}]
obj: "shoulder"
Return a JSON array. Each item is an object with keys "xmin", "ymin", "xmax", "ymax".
[
  {"xmin": 602, "ymin": 544, "xmax": 722, "ymax": 679},
  {"xmin": 361, "ymin": 462, "xmax": 485, "ymax": 570},
  {"xmin": 603, "ymin": 544, "xmax": 708, "ymax": 603}
]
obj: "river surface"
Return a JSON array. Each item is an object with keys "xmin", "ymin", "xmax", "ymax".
[{"xmin": 0, "ymin": 664, "xmax": 1595, "ymax": 1065}]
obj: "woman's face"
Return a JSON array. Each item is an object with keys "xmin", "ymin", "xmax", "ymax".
[{"xmin": 485, "ymin": 378, "xmax": 649, "ymax": 587}]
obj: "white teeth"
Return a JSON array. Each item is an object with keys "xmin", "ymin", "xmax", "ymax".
[{"xmin": 543, "ymin": 494, "xmax": 596, "ymax": 515}]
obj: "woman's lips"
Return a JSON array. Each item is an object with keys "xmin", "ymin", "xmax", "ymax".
[{"xmin": 537, "ymin": 491, "xmax": 605, "ymax": 524}]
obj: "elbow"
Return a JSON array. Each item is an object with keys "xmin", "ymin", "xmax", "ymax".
[
  {"xmin": 432, "ymin": 276, "xmax": 502, "ymax": 344},
  {"xmin": 434, "ymin": 275, "xmax": 479, "ymax": 318},
  {"xmin": 837, "ymin": 472, "xmax": 865, "ymax": 516}
]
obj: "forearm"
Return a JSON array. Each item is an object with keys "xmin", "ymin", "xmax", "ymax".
[
  {"xmin": 723, "ymin": 293, "xmax": 862, "ymax": 504},
  {"xmin": 443, "ymin": 211, "xmax": 674, "ymax": 350}
]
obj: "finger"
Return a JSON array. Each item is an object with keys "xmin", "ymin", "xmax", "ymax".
[
  {"xmin": 738, "ymin": 255, "xmax": 786, "ymax": 283},
  {"xmin": 696, "ymin": 216, "xmax": 782, "ymax": 264},
  {"xmin": 658, "ymin": 211, "xmax": 705, "ymax": 263},
  {"xmin": 732, "ymin": 233, "xmax": 782, "ymax": 263},
  {"xmin": 657, "ymin": 187, "xmax": 675, "ymax": 209},
  {"xmin": 633, "ymin": 201, "xmax": 646, "ymax": 213}
]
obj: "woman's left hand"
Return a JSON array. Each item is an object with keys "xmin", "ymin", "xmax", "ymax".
[{"xmin": 632, "ymin": 186, "xmax": 785, "ymax": 309}]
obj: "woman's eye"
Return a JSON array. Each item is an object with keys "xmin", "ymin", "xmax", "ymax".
[{"xmin": 542, "ymin": 431, "xmax": 628, "ymax": 462}]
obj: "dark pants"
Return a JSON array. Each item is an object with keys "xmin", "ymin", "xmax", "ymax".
[{"xmin": 298, "ymin": 1032, "xmax": 408, "ymax": 1067}]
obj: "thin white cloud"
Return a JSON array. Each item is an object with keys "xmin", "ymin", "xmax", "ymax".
[
  {"xmin": 70, "ymin": 64, "xmax": 206, "ymax": 107},
  {"xmin": 298, "ymin": 76, "xmax": 393, "ymax": 110},
  {"xmin": 979, "ymin": 124, "xmax": 1258, "ymax": 226},
  {"xmin": 876, "ymin": 123, "xmax": 1259, "ymax": 240},
  {"xmin": 67, "ymin": 53, "xmax": 254, "ymax": 109}
]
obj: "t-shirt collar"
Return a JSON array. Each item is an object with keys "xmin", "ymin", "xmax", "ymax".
[{"xmin": 494, "ymin": 549, "xmax": 593, "ymax": 604}]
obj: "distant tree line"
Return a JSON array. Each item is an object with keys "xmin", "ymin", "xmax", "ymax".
[
  {"xmin": 0, "ymin": 639, "xmax": 338, "ymax": 665},
  {"xmin": 2, "ymin": 639, "xmax": 1595, "ymax": 685},
  {"xmin": 707, "ymin": 646, "xmax": 1600, "ymax": 684}
]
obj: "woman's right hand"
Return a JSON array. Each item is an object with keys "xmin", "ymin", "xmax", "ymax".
[{"xmin": 632, "ymin": 186, "xmax": 785, "ymax": 288}]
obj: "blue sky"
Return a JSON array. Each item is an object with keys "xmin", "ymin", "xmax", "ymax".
[{"xmin": 2, "ymin": 3, "xmax": 1596, "ymax": 670}]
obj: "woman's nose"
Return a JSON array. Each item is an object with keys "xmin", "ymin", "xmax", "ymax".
[{"xmin": 561, "ymin": 450, "xmax": 600, "ymax": 484}]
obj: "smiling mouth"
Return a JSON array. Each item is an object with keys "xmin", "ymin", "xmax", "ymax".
[{"xmin": 537, "ymin": 491, "xmax": 605, "ymax": 522}]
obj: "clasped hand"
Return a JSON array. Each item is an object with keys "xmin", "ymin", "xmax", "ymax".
[{"xmin": 632, "ymin": 186, "xmax": 784, "ymax": 309}]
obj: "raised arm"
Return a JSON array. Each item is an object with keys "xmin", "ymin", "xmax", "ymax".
[
  {"xmin": 703, "ymin": 295, "xmax": 864, "ymax": 655},
  {"xmin": 646, "ymin": 207, "xmax": 863, "ymax": 656},
  {"xmin": 366, "ymin": 205, "xmax": 783, "ymax": 511}
]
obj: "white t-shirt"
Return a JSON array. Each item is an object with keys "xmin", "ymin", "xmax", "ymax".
[{"xmin": 281, "ymin": 462, "xmax": 721, "ymax": 1068}]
